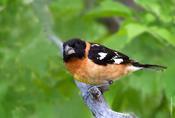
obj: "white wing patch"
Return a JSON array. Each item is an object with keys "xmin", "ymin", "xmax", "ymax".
[
  {"xmin": 97, "ymin": 52, "xmax": 107, "ymax": 60},
  {"xmin": 113, "ymin": 58, "xmax": 123, "ymax": 64},
  {"xmin": 110, "ymin": 55, "xmax": 123, "ymax": 64}
]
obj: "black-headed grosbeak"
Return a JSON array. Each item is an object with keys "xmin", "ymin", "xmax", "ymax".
[{"xmin": 63, "ymin": 38, "xmax": 166, "ymax": 86}]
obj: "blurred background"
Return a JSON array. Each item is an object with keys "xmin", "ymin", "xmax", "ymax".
[{"xmin": 0, "ymin": 0, "xmax": 175, "ymax": 118}]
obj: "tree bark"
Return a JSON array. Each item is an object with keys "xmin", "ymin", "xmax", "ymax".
[{"xmin": 75, "ymin": 80, "xmax": 135, "ymax": 118}]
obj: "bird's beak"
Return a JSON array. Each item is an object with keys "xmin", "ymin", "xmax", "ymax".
[{"xmin": 65, "ymin": 45, "xmax": 75, "ymax": 55}]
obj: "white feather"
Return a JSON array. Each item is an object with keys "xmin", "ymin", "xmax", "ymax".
[
  {"xmin": 128, "ymin": 66, "xmax": 142, "ymax": 72},
  {"xmin": 98, "ymin": 52, "xmax": 107, "ymax": 60},
  {"xmin": 113, "ymin": 58, "xmax": 123, "ymax": 64}
]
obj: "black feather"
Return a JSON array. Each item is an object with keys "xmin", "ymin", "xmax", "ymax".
[
  {"xmin": 132, "ymin": 62, "xmax": 167, "ymax": 71},
  {"xmin": 63, "ymin": 38, "xmax": 86, "ymax": 62},
  {"xmin": 88, "ymin": 43, "xmax": 130, "ymax": 66}
]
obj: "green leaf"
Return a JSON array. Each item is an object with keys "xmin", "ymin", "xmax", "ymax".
[
  {"xmin": 125, "ymin": 23, "xmax": 175, "ymax": 47},
  {"xmin": 125, "ymin": 23, "xmax": 147, "ymax": 41},
  {"xmin": 135, "ymin": 0, "xmax": 174, "ymax": 24},
  {"xmin": 149, "ymin": 27, "xmax": 175, "ymax": 47},
  {"xmin": 85, "ymin": 0, "xmax": 131, "ymax": 18},
  {"xmin": 103, "ymin": 29, "xmax": 129, "ymax": 50}
]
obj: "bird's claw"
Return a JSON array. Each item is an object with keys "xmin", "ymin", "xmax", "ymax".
[
  {"xmin": 88, "ymin": 86, "xmax": 101, "ymax": 100},
  {"xmin": 97, "ymin": 80, "xmax": 113, "ymax": 93}
]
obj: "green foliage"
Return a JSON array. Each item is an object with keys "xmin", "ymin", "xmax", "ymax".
[
  {"xmin": 85, "ymin": 0, "xmax": 131, "ymax": 18},
  {"xmin": 0, "ymin": 0, "xmax": 175, "ymax": 118}
]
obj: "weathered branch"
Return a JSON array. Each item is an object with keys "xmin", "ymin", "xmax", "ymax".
[
  {"xmin": 75, "ymin": 80, "xmax": 134, "ymax": 118},
  {"xmin": 33, "ymin": 0, "xmax": 135, "ymax": 117}
]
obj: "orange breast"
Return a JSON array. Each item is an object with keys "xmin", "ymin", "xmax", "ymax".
[{"xmin": 65, "ymin": 58, "xmax": 129, "ymax": 84}]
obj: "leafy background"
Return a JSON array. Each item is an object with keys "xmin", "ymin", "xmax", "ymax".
[{"xmin": 0, "ymin": 0, "xmax": 175, "ymax": 118}]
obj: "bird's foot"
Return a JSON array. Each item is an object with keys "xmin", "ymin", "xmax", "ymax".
[
  {"xmin": 98, "ymin": 85, "xmax": 109, "ymax": 94},
  {"xmin": 88, "ymin": 86, "xmax": 101, "ymax": 100},
  {"xmin": 88, "ymin": 80, "xmax": 113, "ymax": 100},
  {"xmin": 97, "ymin": 80, "xmax": 113, "ymax": 93}
]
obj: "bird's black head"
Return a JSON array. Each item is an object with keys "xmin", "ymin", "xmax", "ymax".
[{"xmin": 63, "ymin": 38, "xmax": 86, "ymax": 62}]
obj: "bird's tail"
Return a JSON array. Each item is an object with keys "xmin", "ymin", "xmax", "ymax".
[{"xmin": 131, "ymin": 62, "xmax": 167, "ymax": 71}]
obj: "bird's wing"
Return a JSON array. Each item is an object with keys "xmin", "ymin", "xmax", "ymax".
[{"xmin": 88, "ymin": 43, "xmax": 132, "ymax": 66}]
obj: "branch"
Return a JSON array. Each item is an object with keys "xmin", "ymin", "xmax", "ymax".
[
  {"xmin": 33, "ymin": 0, "xmax": 135, "ymax": 117},
  {"xmin": 47, "ymin": 34, "xmax": 63, "ymax": 54},
  {"xmin": 75, "ymin": 81, "xmax": 134, "ymax": 118}
]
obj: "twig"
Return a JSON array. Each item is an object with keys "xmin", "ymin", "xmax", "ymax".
[
  {"xmin": 47, "ymin": 33, "xmax": 63, "ymax": 54},
  {"xmin": 33, "ymin": 0, "xmax": 135, "ymax": 117}
]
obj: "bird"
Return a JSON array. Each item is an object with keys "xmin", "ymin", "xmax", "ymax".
[{"xmin": 63, "ymin": 38, "xmax": 166, "ymax": 92}]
